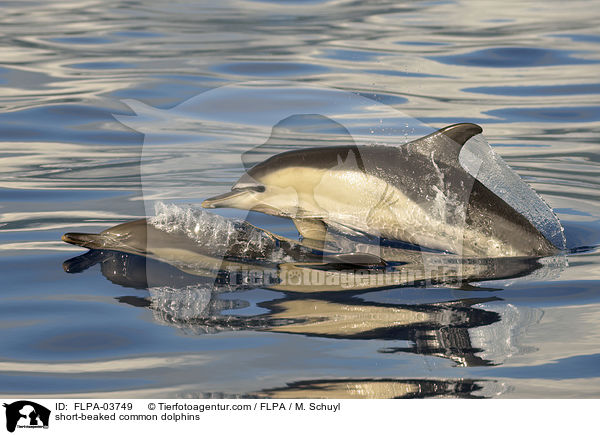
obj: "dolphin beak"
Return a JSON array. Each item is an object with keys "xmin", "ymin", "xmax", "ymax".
[{"xmin": 202, "ymin": 187, "xmax": 263, "ymax": 209}]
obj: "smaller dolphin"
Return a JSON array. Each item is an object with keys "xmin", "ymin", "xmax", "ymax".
[
  {"xmin": 62, "ymin": 218, "xmax": 312, "ymax": 276},
  {"xmin": 61, "ymin": 214, "xmax": 387, "ymax": 277},
  {"xmin": 202, "ymin": 123, "xmax": 558, "ymax": 258}
]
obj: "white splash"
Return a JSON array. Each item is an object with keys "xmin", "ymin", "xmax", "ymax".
[{"xmin": 149, "ymin": 202, "xmax": 290, "ymax": 263}]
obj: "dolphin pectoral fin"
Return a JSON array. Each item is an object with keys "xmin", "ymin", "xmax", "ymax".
[
  {"xmin": 292, "ymin": 218, "xmax": 328, "ymax": 241},
  {"xmin": 292, "ymin": 252, "xmax": 388, "ymax": 271},
  {"xmin": 324, "ymin": 252, "xmax": 387, "ymax": 268}
]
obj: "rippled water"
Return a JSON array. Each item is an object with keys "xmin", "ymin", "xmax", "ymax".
[{"xmin": 1, "ymin": 0, "xmax": 600, "ymax": 398}]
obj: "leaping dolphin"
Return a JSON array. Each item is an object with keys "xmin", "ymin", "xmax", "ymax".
[{"xmin": 202, "ymin": 123, "xmax": 558, "ymax": 258}]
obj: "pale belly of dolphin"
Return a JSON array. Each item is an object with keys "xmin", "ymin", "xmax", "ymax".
[{"xmin": 260, "ymin": 168, "xmax": 517, "ymax": 257}]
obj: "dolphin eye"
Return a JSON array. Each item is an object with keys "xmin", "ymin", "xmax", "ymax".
[{"xmin": 249, "ymin": 185, "xmax": 266, "ymax": 193}]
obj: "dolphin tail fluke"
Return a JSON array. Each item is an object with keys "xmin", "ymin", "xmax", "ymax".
[{"xmin": 62, "ymin": 232, "xmax": 106, "ymax": 249}]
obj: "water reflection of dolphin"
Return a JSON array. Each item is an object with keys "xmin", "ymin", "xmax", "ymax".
[
  {"xmin": 90, "ymin": 256, "xmax": 500, "ymax": 367},
  {"xmin": 64, "ymin": 247, "xmax": 502, "ymax": 367},
  {"xmin": 64, "ymin": 245, "xmax": 508, "ymax": 367},
  {"xmin": 202, "ymin": 124, "xmax": 558, "ymax": 257},
  {"xmin": 179, "ymin": 378, "xmax": 497, "ymax": 399},
  {"xmin": 259, "ymin": 296, "xmax": 501, "ymax": 367},
  {"xmin": 253, "ymin": 378, "xmax": 490, "ymax": 399}
]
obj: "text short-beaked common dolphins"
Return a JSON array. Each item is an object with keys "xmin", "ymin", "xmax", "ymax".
[{"xmin": 202, "ymin": 123, "xmax": 558, "ymax": 258}]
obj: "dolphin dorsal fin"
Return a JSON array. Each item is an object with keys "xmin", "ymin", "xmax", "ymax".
[
  {"xmin": 410, "ymin": 123, "xmax": 483, "ymax": 162},
  {"xmin": 438, "ymin": 123, "xmax": 482, "ymax": 147}
]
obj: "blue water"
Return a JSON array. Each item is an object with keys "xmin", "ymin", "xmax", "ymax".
[{"xmin": 1, "ymin": 0, "xmax": 600, "ymax": 398}]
